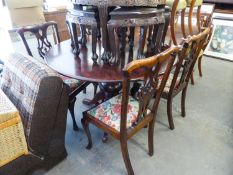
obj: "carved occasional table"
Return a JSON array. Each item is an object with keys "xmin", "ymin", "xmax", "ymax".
[{"xmin": 67, "ymin": 0, "xmax": 167, "ymax": 61}]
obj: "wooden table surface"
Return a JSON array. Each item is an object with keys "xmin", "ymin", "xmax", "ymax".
[{"xmin": 45, "ymin": 38, "xmax": 144, "ymax": 83}]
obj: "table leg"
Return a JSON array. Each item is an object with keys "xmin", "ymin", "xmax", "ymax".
[
  {"xmin": 71, "ymin": 22, "xmax": 80, "ymax": 55},
  {"xmin": 161, "ymin": 7, "xmax": 171, "ymax": 47},
  {"xmin": 98, "ymin": 5, "xmax": 111, "ymax": 63}
]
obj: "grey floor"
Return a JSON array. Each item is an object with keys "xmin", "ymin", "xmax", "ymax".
[{"xmin": 34, "ymin": 56, "xmax": 233, "ymax": 175}]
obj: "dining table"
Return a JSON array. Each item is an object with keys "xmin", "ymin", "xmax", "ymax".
[
  {"xmin": 45, "ymin": 37, "xmax": 146, "ymax": 105},
  {"xmin": 68, "ymin": 0, "xmax": 167, "ymax": 61}
]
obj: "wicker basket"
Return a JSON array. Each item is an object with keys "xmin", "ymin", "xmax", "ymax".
[{"xmin": 0, "ymin": 89, "xmax": 28, "ymax": 167}]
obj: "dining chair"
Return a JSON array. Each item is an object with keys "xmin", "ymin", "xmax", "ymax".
[
  {"xmin": 17, "ymin": 21, "xmax": 90, "ymax": 131},
  {"xmin": 81, "ymin": 46, "xmax": 179, "ymax": 175},
  {"xmin": 197, "ymin": 25, "xmax": 213, "ymax": 77},
  {"xmin": 166, "ymin": 0, "xmax": 187, "ymax": 46},
  {"xmin": 186, "ymin": 0, "xmax": 203, "ymax": 35},
  {"xmin": 161, "ymin": 27, "xmax": 210, "ymax": 130}
]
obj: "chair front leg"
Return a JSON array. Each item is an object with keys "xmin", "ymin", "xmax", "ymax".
[
  {"xmin": 181, "ymin": 86, "xmax": 188, "ymax": 117},
  {"xmin": 198, "ymin": 55, "xmax": 203, "ymax": 77},
  {"xmin": 120, "ymin": 137, "xmax": 134, "ymax": 175},
  {"xmin": 148, "ymin": 119, "xmax": 155, "ymax": 156},
  {"xmin": 68, "ymin": 97, "xmax": 79, "ymax": 131},
  {"xmin": 81, "ymin": 116, "xmax": 93, "ymax": 149},
  {"xmin": 167, "ymin": 96, "xmax": 175, "ymax": 130}
]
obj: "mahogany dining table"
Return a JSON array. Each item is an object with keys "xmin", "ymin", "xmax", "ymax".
[{"xmin": 45, "ymin": 38, "xmax": 145, "ymax": 105}]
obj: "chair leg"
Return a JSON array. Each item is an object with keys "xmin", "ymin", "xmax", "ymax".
[
  {"xmin": 181, "ymin": 87, "xmax": 187, "ymax": 117},
  {"xmin": 190, "ymin": 72, "xmax": 195, "ymax": 85},
  {"xmin": 148, "ymin": 120, "xmax": 155, "ymax": 156},
  {"xmin": 120, "ymin": 138, "xmax": 134, "ymax": 175},
  {"xmin": 81, "ymin": 117, "xmax": 93, "ymax": 149},
  {"xmin": 167, "ymin": 97, "xmax": 175, "ymax": 130},
  {"xmin": 93, "ymin": 82, "xmax": 98, "ymax": 96},
  {"xmin": 68, "ymin": 97, "xmax": 79, "ymax": 131},
  {"xmin": 198, "ymin": 55, "xmax": 203, "ymax": 77}
]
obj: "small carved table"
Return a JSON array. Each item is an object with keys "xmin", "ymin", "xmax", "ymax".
[{"xmin": 69, "ymin": 0, "xmax": 166, "ymax": 61}]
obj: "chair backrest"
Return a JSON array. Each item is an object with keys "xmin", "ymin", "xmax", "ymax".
[
  {"xmin": 168, "ymin": 0, "xmax": 187, "ymax": 45},
  {"xmin": 169, "ymin": 27, "xmax": 210, "ymax": 94},
  {"xmin": 187, "ymin": 0, "xmax": 203, "ymax": 35},
  {"xmin": 17, "ymin": 21, "xmax": 60, "ymax": 58},
  {"xmin": 120, "ymin": 46, "xmax": 179, "ymax": 133}
]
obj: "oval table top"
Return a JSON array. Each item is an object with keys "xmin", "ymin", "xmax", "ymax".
[
  {"xmin": 45, "ymin": 39, "xmax": 144, "ymax": 83},
  {"xmin": 71, "ymin": 0, "xmax": 166, "ymax": 7}
]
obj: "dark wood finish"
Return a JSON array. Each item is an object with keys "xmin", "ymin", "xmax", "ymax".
[
  {"xmin": 66, "ymin": 6, "xmax": 100, "ymax": 62},
  {"xmin": 162, "ymin": 28, "xmax": 210, "ymax": 130},
  {"xmin": 16, "ymin": 21, "xmax": 90, "ymax": 131},
  {"xmin": 45, "ymin": 38, "xmax": 149, "ymax": 83},
  {"xmin": 107, "ymin": 7, "xmax": 166, "ymax": 60},
  {"xmin": 169, "ymin": 0, "xmax": 187, "ymax": 45},
  {"xmin": 82, "ymin": 46, "xmax": 179, "ymax": 175},
  {"xmin": 71, "ymin": 0, "xmax": 166, "ymax": 61},
  {"xmin": 198, "ymin": 25, "xmax": 213, "ymax": 77}
]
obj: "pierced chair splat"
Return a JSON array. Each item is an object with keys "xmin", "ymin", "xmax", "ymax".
[
  {"xmin": 81, "ymin": 46, "xmax": 179, "ymax": 175},
  {"xmin": 17, "ymin": 21, "xmax": 90, "ymax": 131},
  {"xmin": 160, "ymin": 27, "xmax": 210, "ymax": 130}
]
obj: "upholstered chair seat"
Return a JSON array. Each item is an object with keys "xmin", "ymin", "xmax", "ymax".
[{"xmin": 87, "ymin": 94, "xmax": 146, "ymax": 132}]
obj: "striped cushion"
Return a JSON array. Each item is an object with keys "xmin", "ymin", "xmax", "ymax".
[{"xmin": 0, "ymin": 53, "xmax": 59, "ymax": 139}]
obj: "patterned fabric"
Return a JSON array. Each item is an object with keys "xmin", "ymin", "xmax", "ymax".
[
  {"xmin": 60, "ymin": 75, "xmax": 80, "ymax": 89},
  {"xmin": 166, "ymin": 0, "xmax": 187, "ymax": 10},
  {"xmin": 87, "ymin": 94, "xmax": 144, "ymax": 132},
  {"xmin": 159, "ymin": 73, "xmax": 180, "ymax": 93},
  {"xmin": 0, "ymin": 52, "xmax": 59, "ymax": 140}
]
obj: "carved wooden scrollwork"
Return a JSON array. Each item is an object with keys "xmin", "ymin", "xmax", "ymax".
[
  {"xmin": 133, "ymin": 65, "xmax": 161, "ymax": 124},
  {"xmin": 66, "ymin": 13, "xmax": 97, "ymax": 26},
  {"xmin": 72, "ymin": 0, "xmax": 166, "ymax": 7},
  {"xmin": 108, "ymin": 16, "xmax": 165, "ymax": 27}
]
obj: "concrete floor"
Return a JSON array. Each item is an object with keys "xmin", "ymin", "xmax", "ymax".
[{"xmin": 34, "ymin": 56, "xmax": 233, "ymax": 175}]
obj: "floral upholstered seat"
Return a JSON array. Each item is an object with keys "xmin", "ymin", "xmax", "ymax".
[
  {"xmin": 159, "ymin": 74, "xmax": 180, "ymax": 93},
  {"xmin": 60, "ymin": 75, "xmax": 80, "ymax": 90},
  {"xmin": 87, "ymin": 94, "xmax": 143, "ymax": 132}
]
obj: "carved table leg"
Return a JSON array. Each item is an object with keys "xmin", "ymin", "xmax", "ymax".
[
  {"xmin": 79, "ymin": 25, "xmax": 87, "ymax": 48},
  {"xmin": 71, "ymin": 22, "xmax": 80, "ymax": 55},
  {"xmin": 161, "ymin": 7, "xmax": 171, "ymax": 47},
  {"xmin": 98, "ymin": 5, "xmax": 111, "ymax": 63}
]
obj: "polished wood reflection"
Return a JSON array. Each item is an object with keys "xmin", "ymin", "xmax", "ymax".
[{"xmin": 45, "ymin": 37, "xmax": 146, "ymax": 83}]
